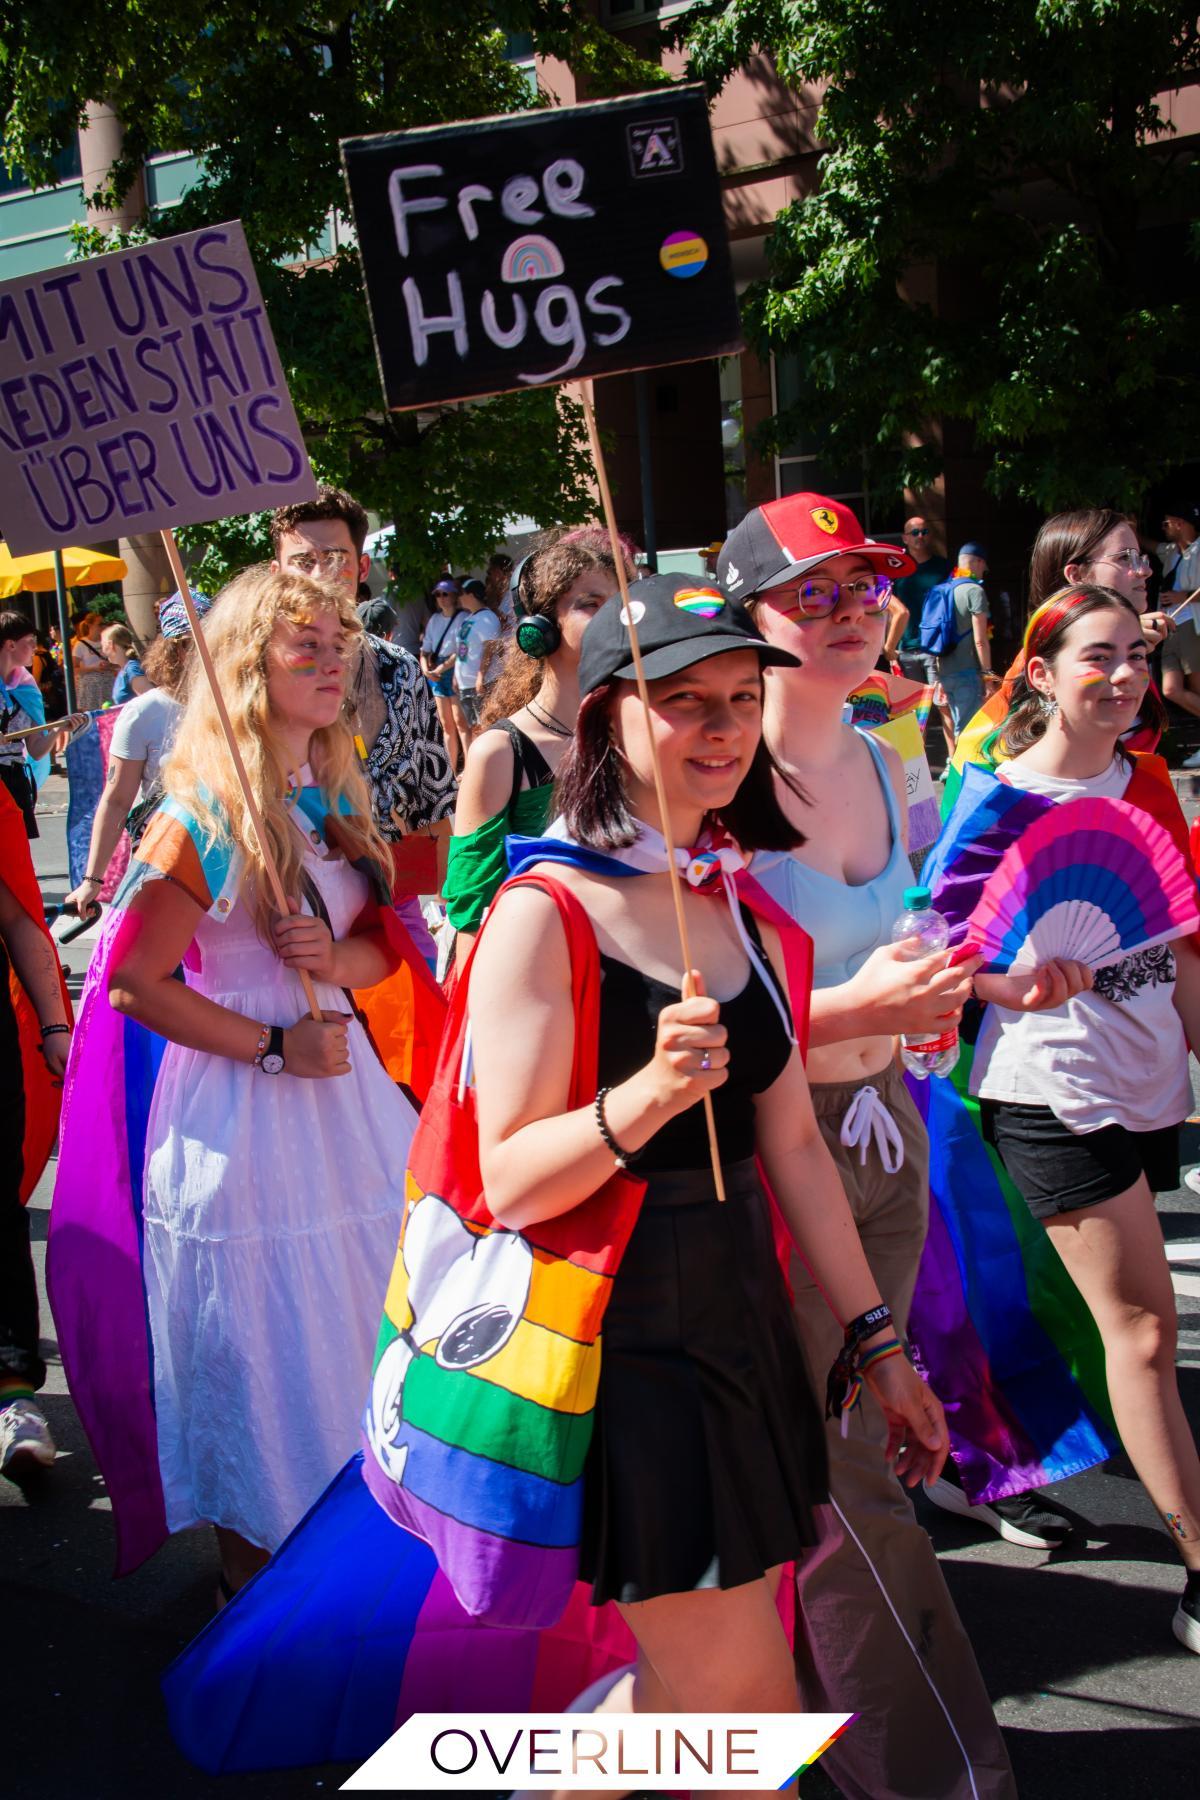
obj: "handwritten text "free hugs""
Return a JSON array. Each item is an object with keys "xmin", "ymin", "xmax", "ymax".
[{"xmin": 388, "ymin": 160, "xmax": 631, "ymax": 384}]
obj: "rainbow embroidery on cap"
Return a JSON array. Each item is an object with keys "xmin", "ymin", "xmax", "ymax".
[{"xmin": 673, "ymin": 586, "xmax": 726, "ymax": 618}]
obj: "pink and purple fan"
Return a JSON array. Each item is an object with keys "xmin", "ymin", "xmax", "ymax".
[{"xmin": 966, "ymin": 796, "xmax": 1200, "ymax": 974}]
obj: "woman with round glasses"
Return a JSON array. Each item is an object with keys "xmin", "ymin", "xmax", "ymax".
[
  {"xmin": 1029, "ymin": 508, "xmax": 1172, "ymax": 649},
  {"xmin": 949, "ymin": 507, "xmax": 1173, "ymax": 796},
  {"xmin": 717, "ymin": 496, "xmax": 1014, "ymax": 1800}
]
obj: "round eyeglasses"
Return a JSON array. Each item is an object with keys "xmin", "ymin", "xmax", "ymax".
[
  {"xmin": 1090, "ymin": 550, "xmax": 1152, "ymax": 576},
  {"xmin": 762, "ymin": 575, "xmax": 894, "ymax": 620}
]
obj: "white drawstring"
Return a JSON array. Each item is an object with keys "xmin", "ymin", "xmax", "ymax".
[{"xmin": 839, "ymin": 1084, "xmax": 905, "ymax": 1174}]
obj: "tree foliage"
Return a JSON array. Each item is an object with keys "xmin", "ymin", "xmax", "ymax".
[
  {"xmin": 0, "ymin": 1, "xmax": 627, "ymax": 587},
  {"xmin": 683, "ymin": 0, "xmax": 1200, "ymax": 511}
]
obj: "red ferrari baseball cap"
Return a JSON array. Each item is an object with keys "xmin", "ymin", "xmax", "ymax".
[{"xmin": 717, "ymin": 493, "xmax": 914, "ymax": 599}]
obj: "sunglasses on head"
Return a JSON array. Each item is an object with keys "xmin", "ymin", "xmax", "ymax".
[{"xmin": 763, "ymin": 575, "xmax": 894, "ymax": 620}]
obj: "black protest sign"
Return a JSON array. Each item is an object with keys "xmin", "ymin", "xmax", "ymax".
[
  {"xmin": 0, "ymin": 220, "xmax": 316, "ymax": 554},
  {"xmin": 341, "ymin": 85, "xmax": 743, "ymax": 412}
]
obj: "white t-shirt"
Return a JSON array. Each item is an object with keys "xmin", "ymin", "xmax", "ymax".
[
  {"xmin": 421, "ymin": 609, "xmax": 460, "ymax": 666},
  {"xmin": 1157, "ymin": 536, "xmax": 1200, "ymax": 594},
  {"xmin": 971, "ymin": 756, "xmax": 1192, "ymax": 1135},
  {"xmin": 454, "ymin": 609, "xmax": 501, "ymax": 690},
  {"xmin": 108, "ymin": 688, "xmax": 182, "ymax": 795}
]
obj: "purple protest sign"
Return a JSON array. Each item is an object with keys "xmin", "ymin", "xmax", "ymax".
[{"xmin": 0, "ymin": 220, "xmax": 316, "ymax": 554}]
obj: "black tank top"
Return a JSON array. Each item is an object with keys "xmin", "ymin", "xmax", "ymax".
[
  {"xmin": 485, "ymin": 720, "xmax": 553, "ymax": 801},
  {"xmin": 595, "ymin": 909, "xmax": 792, "ymax": 1171}
]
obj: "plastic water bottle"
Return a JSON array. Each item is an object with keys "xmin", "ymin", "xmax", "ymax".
[{"xmin": 892, "ymin": 885, "xmax": 959, "ymax": 1080}]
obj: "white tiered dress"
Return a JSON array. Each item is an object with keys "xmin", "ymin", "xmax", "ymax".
[{"xmin": 140, "ymin": 840, "xmax": 417, "ymax": 1551}]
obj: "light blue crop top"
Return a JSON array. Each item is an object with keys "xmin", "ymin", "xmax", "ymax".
[{"xmin": 751, "ymin": 728, "xmax": 911, "ymax": 990}]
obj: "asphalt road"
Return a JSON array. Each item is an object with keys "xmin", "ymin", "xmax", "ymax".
[{"xmin": 6, "ymin": 776, "xmax": 1200, "ymax": 1798}]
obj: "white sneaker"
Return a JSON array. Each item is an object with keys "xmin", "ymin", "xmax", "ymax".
[
  {"xmin": 0, "ymin": 1398, "xmax": 56, "ymax": 1471},
  {"xmin": 1184, "ymin": 1167, "xmax": 1200, "ymax": 1198},
  {"xmin": 924, "ymin": 1474, "xmax": 1071, "ymax": 1548}
]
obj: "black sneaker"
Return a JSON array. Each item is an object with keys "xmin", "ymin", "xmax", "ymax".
[
  {"xmin": 924, "ymin": 1471, "xmax": 1073, "ymax": 1548},
  {"xmin": 1173, "ymin": 1571, "xmax": 1200, "ymax": 1654}
]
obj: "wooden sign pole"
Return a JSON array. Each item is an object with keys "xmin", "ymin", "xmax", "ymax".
[
  {"xmin": 581, "ymin": 385, "xmax": 726, "ymax": 1203},
  {"xmin": 159, "ymin": 529, "xmax": 323, "ymax": 1024}
]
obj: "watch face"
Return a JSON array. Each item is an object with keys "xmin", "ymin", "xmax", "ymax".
[{"xmin": 261, "ymin": 1052, "xmax": 285, "ymax": 1075}]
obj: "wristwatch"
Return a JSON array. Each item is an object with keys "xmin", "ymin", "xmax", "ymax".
[{"xmin": 259, "ymin": 1025, "xmax": 286, "ymax": 1075}]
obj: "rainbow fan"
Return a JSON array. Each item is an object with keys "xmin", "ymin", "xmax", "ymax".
[{"xmin": 966, "ymin": 796, "xmax": 1200, "ymax": 975}]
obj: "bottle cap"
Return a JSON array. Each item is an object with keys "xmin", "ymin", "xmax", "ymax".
[{"xmin": 902, "ymin": 885, "xmax": 932, "ymax": 910}]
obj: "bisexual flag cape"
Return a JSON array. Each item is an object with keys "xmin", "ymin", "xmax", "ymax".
[
  {"xmin": 161, "ymin": 826, "xmax": 810, "ymax": 1775},
  {"xmin": 1, "ymin": 784, "xmax": 72, "ymax": 1202},
  {"xmin": 47, "ymin": 785, "xmax": 447, "ymax": 1579},
  {"xmin": 905, "ymin": 753, "xmax": 1195, "ymax": 1500}
]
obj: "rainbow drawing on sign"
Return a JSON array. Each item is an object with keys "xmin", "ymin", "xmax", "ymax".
[
  {"xmin": 673, "ymin": 586, "xmax": 726, "ymax": 618},
  {"xmin": 659, "ymin": 231, "xmax": 708, "ymax": 279},
  {"xmin": 500, "ymin": 234, "xmax": 566, "ymax": 283}
]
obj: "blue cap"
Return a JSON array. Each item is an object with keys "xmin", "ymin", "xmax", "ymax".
[{"xmin": 957, "ymin": 542, "xmax": 988, "ymax": 561}]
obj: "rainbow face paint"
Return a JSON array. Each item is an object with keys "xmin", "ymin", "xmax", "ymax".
[
  {"xmin": 282, "ymin": 649, "xmax": 319, "ymax": 675},
  {"xmin": 1076, "ymin": 671, "xmax": 1109, "ymax": 687}
]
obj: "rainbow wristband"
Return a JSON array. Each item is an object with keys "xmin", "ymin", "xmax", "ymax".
[{"xmin": 858, "ymin": 1336, "xmax": 905, "ymax": 1374}]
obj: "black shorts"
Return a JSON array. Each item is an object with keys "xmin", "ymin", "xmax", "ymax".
[{"xmin": 980, "ymin": 1099, "xmax": 1181, "ymax": 1219}]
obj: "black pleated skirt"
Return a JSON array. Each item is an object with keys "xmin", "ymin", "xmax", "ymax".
[{"xmin": 579, "ymin": 1157, "xmax": 828, "ymax": 1606}]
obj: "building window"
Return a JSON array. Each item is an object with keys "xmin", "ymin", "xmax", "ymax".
[
  {"xmin": 601, "ymin": 1, "xmax": 697, "ymax": 25},
  {"xmin": 771, "ymin": 353, "xmax": 904, "ymax": 540},
  {"xmin": 719, "ymin": 356, "xmax": 747, "ymax": 530}
]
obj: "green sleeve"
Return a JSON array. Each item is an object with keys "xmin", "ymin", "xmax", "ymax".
[{"xmin": 442, "ymin": 784, "xmax": 554, "ymax": 933}]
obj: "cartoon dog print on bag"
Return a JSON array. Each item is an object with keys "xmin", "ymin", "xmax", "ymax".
[{"xmin": 365, "ymin": 1191, "xmax": 533, "ymax": 1485}]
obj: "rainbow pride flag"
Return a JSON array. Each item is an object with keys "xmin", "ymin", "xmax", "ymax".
[
  {"xmin": 48, "ymin": 788, "xmax": 446, "ymax": 1575},
  {"xmin": 847, "ymin": 668, "xmax": 935, "ymax": 735}
]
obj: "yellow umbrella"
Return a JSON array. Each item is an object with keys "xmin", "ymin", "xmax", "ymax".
[
  {"xmin": 2, "ymin": 544, "xmax": 127, "ymax": 592},
  {"xmin": 0, "ymin": 545, "xmax": 25, "ymax": 599}
]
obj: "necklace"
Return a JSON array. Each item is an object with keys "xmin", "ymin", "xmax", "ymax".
[{"xmin": 528, "ymin": 697, "xmax": 573, "ymax": 738}]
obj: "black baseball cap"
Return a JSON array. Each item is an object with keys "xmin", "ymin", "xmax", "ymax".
[
  {"xmin": 356, "ymin": 597, "xmax": 399, "ymax": 636},
  {"xmin": 579, "ymin": 572, "xmax": 798, "ymax": 696}
]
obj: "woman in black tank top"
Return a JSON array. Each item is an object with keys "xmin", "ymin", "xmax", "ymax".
[
  {"xmin": 466, "ymin": 577, "xmax": 947, "ymax": 1748},
  {"xmin": 445, "ymin": 536, "xmax": 622, "ymax": 961}
]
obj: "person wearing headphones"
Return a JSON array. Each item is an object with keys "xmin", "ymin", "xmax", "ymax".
[{"xmin": 443, "ymin": 535, "xmax": 621, "ymax": 964}]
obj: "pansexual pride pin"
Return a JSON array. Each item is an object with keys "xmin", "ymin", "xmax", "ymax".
[{"xmin": 659, "ymin": 230, "xmax": 708, "ymax": 279}]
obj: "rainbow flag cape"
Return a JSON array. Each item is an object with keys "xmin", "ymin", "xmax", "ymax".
[
  {"xmin": 48, "ymin": 787, "xmax": 446, "ymax": 1576},
  {"xmin": 942, "ymin": 650, "xmax": 1163, "ymax": 820},
  {"xmin": 906, "ymin": 752, "xmax": 1196, "ymax": 1500},
  {"xmin": 1, "ymin": 784, "xmax": 72, "ymax": 1202}
]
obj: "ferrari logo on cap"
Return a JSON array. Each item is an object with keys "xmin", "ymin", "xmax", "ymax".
[{"xmin": 811, "ymin": 507, "xmax": 839, "ymax": 535}]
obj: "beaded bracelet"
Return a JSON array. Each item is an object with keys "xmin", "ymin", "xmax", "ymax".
[{"xmin": 594, "ymin": 1086, "xmax": 639, "ymax": 1170}]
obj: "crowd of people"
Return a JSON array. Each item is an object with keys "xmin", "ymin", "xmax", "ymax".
[{"xmin": 4, "ymin": 479, "xmax": 1200, "ymax": 1799}]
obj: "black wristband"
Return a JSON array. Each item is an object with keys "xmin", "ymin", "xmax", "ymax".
[
  {"xmin": 40, "ymin": 1023, "xmax": 70, "ymax": 1038},
  {"xmin": 844, "ymin": 1304, "xmax": 893, "ymax": 1348},
  {"xmin": 594, "ymin": 1086, "xmax": 640, "ymax": 1170}
]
